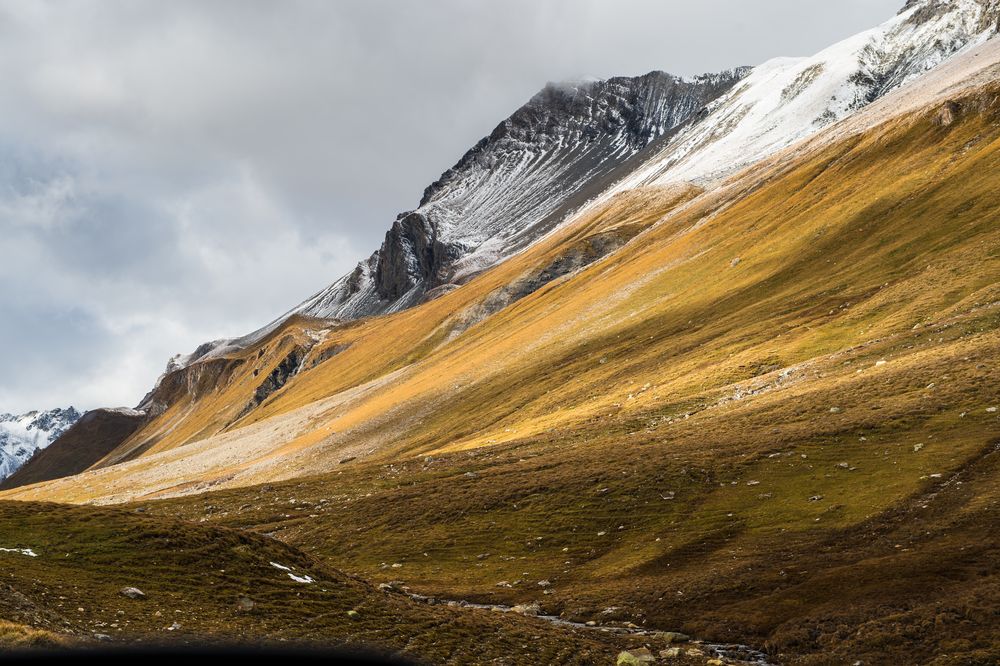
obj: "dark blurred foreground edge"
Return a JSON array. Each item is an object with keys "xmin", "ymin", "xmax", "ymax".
[{"xmin": 0, "ymin": 646, "xmax": 419, "ymax": 665}]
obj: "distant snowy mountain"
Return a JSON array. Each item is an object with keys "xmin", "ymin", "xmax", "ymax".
[{"xmin": 0, "ymin": 408, "xmax": 82, "ymax": 480}]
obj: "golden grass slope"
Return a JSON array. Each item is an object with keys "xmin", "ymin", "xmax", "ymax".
[
  {"xmin": 0, "ymin": 622, "xmax": 69, "ymax": 650},
  {"xmin": 5, "ymin": 78, "xmax": 1000, "ymax": 505}
]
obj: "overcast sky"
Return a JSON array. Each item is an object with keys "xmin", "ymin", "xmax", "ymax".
[{"xmin": 0, "ymin": 0, "xmax": 902, "ymax": 413}]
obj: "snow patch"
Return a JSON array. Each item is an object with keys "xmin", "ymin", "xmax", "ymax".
[
  {"xmin": 102, "ymin": 407, "xmax": 147, "ymax": 418},
  {"xmin": 270, "ymin": 561, "xmax": 314, "ymax": 583},
  {"xmin": 0, "ymin": 547, "xmax": 38, "ymax": 557}
]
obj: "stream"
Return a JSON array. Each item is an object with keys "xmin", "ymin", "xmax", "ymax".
[{"xmin": 403, "ymin": 591, "xmax": 776, "ymax": 665}]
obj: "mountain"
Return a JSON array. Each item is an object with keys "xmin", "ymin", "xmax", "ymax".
[
  {"xmin": 616, "ymin": 0, "xmax": 1000, "ymax": 190},
  {"xmin": 4, "ymin": 2, "xmax": 1000, "ymax": 662},
  {"xmin": 297, "ymin": 70, "xmax": 749, "ymax": 320},
  {"xmin": 0, "ymin": 408, "xmax": 81, "ymax": 480},
  {"xmin": 164, "ymin": 0, "xmax": 1000, "ymax": 374},
  {"xmin": 15, "ymin": 21, "xmax": 1000, "ymax": 500},
  {"xmin": 0, "ymin": 408, "xmax": 145, "ymax": 491},
  {"xmin": 163, "ymin": 69, "xmax": 750, "ymax": 368},
  {"xmin": 21, "ymin": 0, "xmax": 999, "ymax": 487}
]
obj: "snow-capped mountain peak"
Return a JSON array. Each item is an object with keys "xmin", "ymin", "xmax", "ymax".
[
  {"xmin": 0, "ymin": 407, "xmax": 82, "ymax": 480},
  {"xmin": 291, "ymin": 0, "xmax": 1000, "ymax": 324},
  {"xmin": 158, "ymin": 0, "xmax": 1000, "ymax": 377},
  {"xmin": 294, "ymin": 69, "xmax": 751, "ymax": 322},
  {"xmin": 620, "ymin": 0, "xmax": 1000, "ymax": 190},
  {"xmin": 159, "ymin": 68, "xmax": 751, "ymax": 370}
]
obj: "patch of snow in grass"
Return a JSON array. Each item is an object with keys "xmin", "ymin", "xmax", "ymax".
[
  {"xmin": 270, "ymin": 560, "xmax": 314, "ymax": 583},
  {"xmin": 0, "ymin": 547, "xmax": 38, "ymax": 557}
]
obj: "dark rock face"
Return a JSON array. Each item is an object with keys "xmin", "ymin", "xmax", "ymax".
[
  {"xmin": 374, "ymin": 211, "xmax": 465, "ymax": 303},
  {"xmin": 233, "ymin": 335, "xmax": 347, "ymax": 424},
  {"xmin": 297, "ymin": 68, "xmax": 750, "ymax": 321},
  {"xmin": 241, "ymin": 347, "xmax": 306, "ymax": 418},
  {"xmin": 145, "ymin": 357, "xmax": 245, "ymax": 410}
]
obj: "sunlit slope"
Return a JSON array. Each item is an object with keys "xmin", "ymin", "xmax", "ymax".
[
  {"xmin": 8, "ymin": 185, "xmax": 700, "ymax": 496},
  {"xmin": 104, "ymin": 88, "xmax": 1000, "ymax": 665},
  {"xmin": 6, "ymin": 81, "xmax": 1000, "ymax": 504}
]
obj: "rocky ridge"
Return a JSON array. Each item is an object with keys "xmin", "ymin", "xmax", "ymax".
[
  {"xmin": 158, "ymin": 69, "xmax": 749, "ymax": 370},
  {"xmin": 295, "ymin": 69, "xmax": 750, "ymax": 320},
  {"xmin": 87, "ymin": 0, "xmax": 1000, "ymax": 427}
]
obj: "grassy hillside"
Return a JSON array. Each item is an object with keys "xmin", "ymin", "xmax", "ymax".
[
  {"xmin": 7, "ymin": 84, "xmax": 999, "ymax": 504},
  {"xmin": 3, "ymin": 67, "xmax": 1000, "ymax": 666},
  {"xmin": 144, "ymin": 416, "xmax": 1000, "ymax": 664},
  {"xmin": 0, "ymin": 501, "xmax": 674, "ymax": 663}
]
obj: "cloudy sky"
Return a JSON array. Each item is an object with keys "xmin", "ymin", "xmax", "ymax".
[{"xmin": 0, "ymin": 0, "xmax": 902, "ymax": 413}]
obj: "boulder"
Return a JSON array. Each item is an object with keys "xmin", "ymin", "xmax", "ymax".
[
  {"xmin": 511, "ymin": 602, "xmax": 541, "ymax": 616},
  {"xmin": 934, "ymin": 100, "xmax": 961, "ymax": 126},
  {"xmin": 616, "ymin": 649, "xmax": 655, "ymax": 665},
  {"xmin": 119, "ymin": 587, "xmax": 146, "ymax": 600}
]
